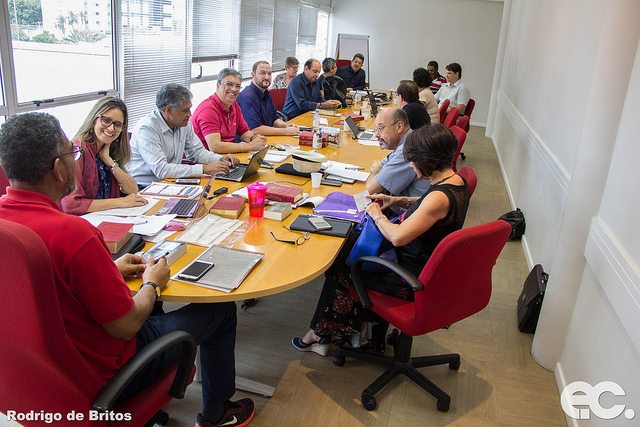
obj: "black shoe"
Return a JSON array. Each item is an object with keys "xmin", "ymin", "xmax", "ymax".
[{"xmin": 196, "ymin": 398, "xmax": 255, "ymax": 427}]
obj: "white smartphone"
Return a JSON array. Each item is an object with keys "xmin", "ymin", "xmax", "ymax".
[
  {"xmin": 178, "ymin": 260, "xmax": 215, "ymax": 281},
  {"xmin": 308, "ymin": 217, "xmax": 332, "ymax": 231}
]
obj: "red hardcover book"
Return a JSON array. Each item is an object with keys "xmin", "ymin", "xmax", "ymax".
[
  {"xmin": 97, "ymin": 222, "xmax": 133, "ymax": 254},
  {"xmin": 210, "ymin": 196, "xmax": 246, "ymax": 218},
  {"xmin": 265, "ymin": 183, "xmax": 304, "ymax": 203},
  {"xmin": 299, "ymin": 131, "xmax": 328, "ymax": 147}
]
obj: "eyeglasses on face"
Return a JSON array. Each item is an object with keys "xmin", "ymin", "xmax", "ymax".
[
  {"xmin": 97, "ymin": 115, "xmax": 125, "ymax": 131},
  {"xmin": 270, "ymin": 231, "xmax": 310, "ymax": 246},
  {"xmin": 51, "ymin": 144, "xmax": 84, "ymax": 169},
  {"xmin": 374, "ymin": 121, "xmax": 397, "ymax": 134},
  {"xmin": 221, "ymin": 81, "xmax": 242, "ymax": 90}
]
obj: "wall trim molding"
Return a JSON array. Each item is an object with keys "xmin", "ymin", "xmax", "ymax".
[
  {"xmin": 585, "ymin": 216, "xmax": 640, "ymax": 356},
  {"xmin": 497, "ymin": 91, "xmax": 570, "ymax": 194}
]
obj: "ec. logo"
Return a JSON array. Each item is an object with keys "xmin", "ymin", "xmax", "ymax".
[{"xmin": 561, "ymin": 381, "xmax": 635, "ymax": 420}]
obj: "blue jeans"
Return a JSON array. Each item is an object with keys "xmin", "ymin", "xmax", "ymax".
[{"xmin": 119, "ymin": 302, "xmax": 237, "ymax": 406}]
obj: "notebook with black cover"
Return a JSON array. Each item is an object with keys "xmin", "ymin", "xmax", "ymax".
[{"xmin": 289, "ymin": 214, "xmax": 354, "ymax": 238}]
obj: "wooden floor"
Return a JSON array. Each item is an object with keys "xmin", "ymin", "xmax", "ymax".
[{"xmin": 160, "ymin": 126, "xmax": 568, "ymax": 426}]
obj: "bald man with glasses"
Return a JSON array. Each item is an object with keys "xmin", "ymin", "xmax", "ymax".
[{"xmin": 366, "ymin": 107, "xmax": 431, "ymax": 200}]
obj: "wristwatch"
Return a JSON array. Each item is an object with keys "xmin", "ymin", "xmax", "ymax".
[
  {"xmin": 109, "ymin": 161, "xmax": 118, "ymax": 171},
  {"xmin": 140, "ymin": 281, "xmax": 160, "ymax": 300}
]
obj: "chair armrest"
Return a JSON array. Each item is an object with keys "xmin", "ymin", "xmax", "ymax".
[
  {"xmin": 92, "ymin": 330, "xmax": 197, "ymax": 411},
  {"xmin": 350, "ymin": 256, "xmax": 424, "ymax": 309}
]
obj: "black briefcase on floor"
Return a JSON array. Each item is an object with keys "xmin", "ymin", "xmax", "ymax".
[{"xmin": 517, "ymin": 264, "xmax": 548, "ymax": 333}]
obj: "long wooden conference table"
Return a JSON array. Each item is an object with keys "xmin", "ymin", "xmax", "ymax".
[{"xmin": 126, "ymin": 104, "xmax": 384, "ymax": 303}]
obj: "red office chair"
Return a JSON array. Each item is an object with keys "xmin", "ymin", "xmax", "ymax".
[
  {"xmin": 442, "ymin": 107, "xmax": 460, "ymax": 129},
  {"xmin": 450, "ymin": 125, "xmax": 467, "ymax": 172},
  {"xmin": 464, "ymin": 98, "xmax": 475, "ymax": 119},
  {"xmin": 270, "ymin": 88, "xmax": 287, "ymax": 111},
  {"xmin": 438, "ymin": 99, "xmax": 450, "ymax": 124},
  {"xmin": 456, "ymin": 115, "xmax": 470, "ymax": 133},
  {"xmin": 336, "ymin": 59, "xmax": 351, "ymax": 68},
  {"xmin": 0, "ymin": 218, "xmax": 197, "ymax": 426},
  {"xmin": 0, "ymin": 165, "xmax": 9, "ymax": 196},
  {"xmin": 335, "ymin": 220, "xmax": 512, "ymax": 412},
  {"xmin": 457, "ymin": 166, "xmax": 477, "ymax": 197}
]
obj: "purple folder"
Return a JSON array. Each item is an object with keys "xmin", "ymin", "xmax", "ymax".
[{"xmin": 313, "ymin": 192, "xmax": 366, "ymax": 222}]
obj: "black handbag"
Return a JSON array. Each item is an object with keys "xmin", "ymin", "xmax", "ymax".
[
  {"xmin": 517, "ymin": 264, "xmax": 548, "ymax": 333},
  {"xmin": 498, "ymin": 208, "xmax": 525, "ymax": 241}
]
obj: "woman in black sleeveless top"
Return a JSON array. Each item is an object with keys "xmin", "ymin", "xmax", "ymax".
[{"xmin": 293, "ymin": 124, "xmax": 470, "ymax": 356}]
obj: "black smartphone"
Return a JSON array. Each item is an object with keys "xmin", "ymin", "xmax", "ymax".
[
  {"xmin": 178, "ymin": 260, "xmax": 215, "ymax": 281},
  {"xmin": 208, "ymin": 187, "xmax": 228, "ymax": 199}
]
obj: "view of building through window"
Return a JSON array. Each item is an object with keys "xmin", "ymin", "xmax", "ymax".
[{"xmin": 9, "ymin": 0, "xmax": 114, "ymax": 104}]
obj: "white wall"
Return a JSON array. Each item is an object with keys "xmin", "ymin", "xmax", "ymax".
[
  {"xmin": 329, "ymin": 0, "xmax": 504, "ymax": 126},
  {"xmin": 489, "ymin": 0, "xmax": 640, "ymax": 424}
]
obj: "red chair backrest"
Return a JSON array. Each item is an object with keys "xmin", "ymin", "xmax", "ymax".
[
  {"xmin": 336, "ymin": 59, "xmax": 351, "ymax": 68},
  {"xmin": 464, "ymin": 98, "xmax": 475, "ymax": 118},
  {"xmin": 270, "ymin": 88, "xmax": 287, "ymax": 111},
  {"xmin": 457, "ymin": 115, "xmax": 470, "ymax": 133},
  {"xmin": 438, "ymin": 99, "xmax": 450, "ymax": 123},
  {"xmin": 442, "ymin": 107, "xmax": 460, "ymax": 129},
  {"xmin": 449, "ymin": 125, "xmax": 467, "ymax": 173},
  {"xmin": 0, "ymin": 165, "xmax": 9, "ymax": 196},
  {"xmin": 0, "ymin": 218, "xmax": 105, "ymax": 426},
  {"xmin": 365, "ymin": 221, "xmax": 511, "ymax": 337},
  {"xmin": 458, "ymin": 166, "xmax": 477, "ymax": 197}
]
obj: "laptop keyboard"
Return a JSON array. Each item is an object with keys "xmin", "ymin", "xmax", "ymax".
[
  {"xmin": 168, "ymin": 198, "xmax": 198, "ymax": 216},
  {"xmin": 359, "ymin": 131, "xmax": 375, "ymax": 139},
  {"xmin": 222, "ymin": 167, "xmax": 245, "ymax": 181}
]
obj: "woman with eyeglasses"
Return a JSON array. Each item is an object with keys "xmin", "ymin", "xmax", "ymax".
[
  {"xmin": 292, "ymin": 123, "xmax": 470, "ymax": 356},
  {"xmin": 61, "ymin": 97, "xmax": 147, "ymax": 215}
]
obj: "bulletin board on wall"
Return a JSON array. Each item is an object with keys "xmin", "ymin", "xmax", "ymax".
[{"xmin": 334, "ymin": 33, "xmax": 370, "ymax": 87}]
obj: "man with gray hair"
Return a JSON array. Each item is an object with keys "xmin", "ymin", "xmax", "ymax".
[
  {"xmin": 192, "ymin": 68, "xmax": 267, "ymax": 154},
  {"xmin": 321, "ymin": 57, "xmax": 347, "ymax": 108},
  {"xmin": 128, "ymin": 83, "xmax": 239, "ymax": 187}
]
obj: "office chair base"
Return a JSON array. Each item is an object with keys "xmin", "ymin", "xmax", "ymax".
[
  {"xmin": 144, "ymin": 410, "xmax": 169, "ymax": 427},
  {"xmin": 334, "ymin": 331, "xmax": 459, "ymax": 412}
]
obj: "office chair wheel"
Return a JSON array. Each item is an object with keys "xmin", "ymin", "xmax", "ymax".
[
  {"xmin": 144, "ymin": 410, "xmax": 169, "ymax": 427},
  {"xmin": 449, "ymin": 358, "xmax": 461, "ymax": 370},
  {"xmin": 437, "ymin": 400, "xmax": 450, "ymax": 412},
  {"xmin": 386, "ymin": 328, "xmax": 399, "ymax": 346},
  {"xmin": 362, "ymin": 393, "xmax": 377, "ymax": 411}
]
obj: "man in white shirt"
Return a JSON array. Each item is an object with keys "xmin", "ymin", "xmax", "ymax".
[
  {"xmin": 128, "ymin": 83, "xmax": 239, "ymax": 187},
  {"xmin": 435, "ymin": 62, "xmax": 471, "ymax": 115}
]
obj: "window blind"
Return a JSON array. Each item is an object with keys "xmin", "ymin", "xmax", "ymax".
[
  {"xmin": 121, "ymin": 0, "xmax": 191, "ymax": 126},
  {"xmin": 237, "ymin": 0, "xmax": 275, "ymax": 78},
  {"xmin": 297, "ymin": 2, "xmax": 317, "ymax": 46},
  {"xmin": 271, "ymin": 0, "xmax": 298, "ymax": 71},
  {"xmin": 193, "ymin": 0, "xmax": 240, "ymax": 63}
]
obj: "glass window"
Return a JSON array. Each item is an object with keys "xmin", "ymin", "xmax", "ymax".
[
  {"xmin": 237, "ymin": 0, "xmax": 274, "ymax": 77},
  {"xmin": 10, "ymin": 0, "xmax": 114, "ymax": 104},
  {"xmin": 36, "ymin": 100, "xmax": 99, "ymax": 140},
  {"xmin": 296, "ymin": 9, "xmax": 329, "ymax": 62},
  {"xmin": 272, "ymin": 0, "xmax": 298, "ymax": 71}
]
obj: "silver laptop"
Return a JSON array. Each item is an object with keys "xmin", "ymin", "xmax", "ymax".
[
  {"xmin": 217, "ymin": 147, "xmax": 268, "ymax": 182},
  {"xmin": 344, "ymin": 116, "xmax": 378, "ymax": 142},
  {"xmin": 156, "ymin": 175, "xmax": 214, "ymax": 218}
]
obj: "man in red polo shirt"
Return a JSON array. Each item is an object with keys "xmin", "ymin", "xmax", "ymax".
[
  {"xmin": 192, "ymin": 68, "xmax": 267, "ymax": 154},
  {"xmin": 0, "ymin": 112, "xmax": 255, "ymax": 427}
]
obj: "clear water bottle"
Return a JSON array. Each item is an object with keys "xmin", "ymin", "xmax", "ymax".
[
  {"xmin": 312, "ymin": 131, "xmax": 322, "ymax": 149},
  {"xmin": 313, "ymin": 109, "xmax": 320, "ymax": 129}
]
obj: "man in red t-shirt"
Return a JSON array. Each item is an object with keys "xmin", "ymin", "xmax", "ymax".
[
  {"xmin": 0, "ymin": 112, "xmax": 255, "ymax": 427},
  {"xmin": 192, "ymin": 68, "xmax": 267, "ymax": 154}
]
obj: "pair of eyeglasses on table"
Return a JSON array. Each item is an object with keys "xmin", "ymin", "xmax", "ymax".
[{"xmin": 270, "ymin": 230, "xmax": 310, "ymax": 246}]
